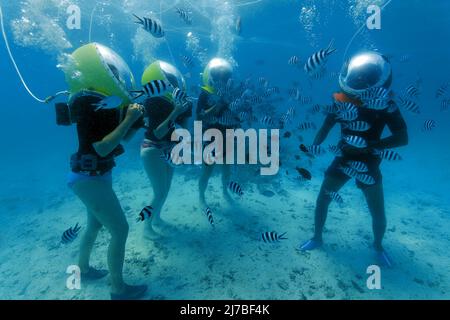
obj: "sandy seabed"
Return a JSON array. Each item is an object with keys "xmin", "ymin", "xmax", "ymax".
[{"xmin": 0, "ymin": 165, "xmax": 449, "ymax": 300}]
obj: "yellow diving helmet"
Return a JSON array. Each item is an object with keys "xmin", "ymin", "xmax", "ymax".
[
  {"xmin": 141, "ymin": 60, "xmax": 186, "ymax": 103},
  {"xmin": 202, "ymin": 58, "xmax": 233, "ymax": 94},
  {"xmin": 63, "ymin": 42, "xmax": 135, "ymax": 108}
]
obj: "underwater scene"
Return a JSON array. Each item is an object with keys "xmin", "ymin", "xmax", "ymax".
[{"xmin": 0, "ymin": 0, "xmax": 449, "ymax": 301}]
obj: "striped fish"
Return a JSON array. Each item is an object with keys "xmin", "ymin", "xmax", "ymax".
[
  {"xmin": 288, "ymin": 55, "xmax": 301, "ymax": 66},
  {"xmin": 336, "ymin": 110, "xmax": 359, "ymax": 122},
  {"xmin": 239, "ymin": 111, "xmax": 252, "ymax": 122},
  {"xmin": 343, "ymin": 135, "xmax": 367, "ymax": 148},
  {"xmin": 260, "ymin": 116, "xmax": 275, "ymax": 127},
  {"xmin": 131, "ymin": 80, "xmax": 171, "ymax": 99},
  {"xmin": 216, "ymin": 111, "xmax": 240, "ymax": 127},
  {"xmin": 325, "ymin": 191, "xmax": 344, "ymax": 204},
  {"xmin": 205, "ymin": 207, "xmax": 215, "ymax": 228},
  {"xmin": 311, "ymin": 104, "xmax": 322, "ymax": 114},
  {"xmin": 322, "ymin": 104, "xmax": 337, "ymax": 114},
  {"xmin": 441, "ymin": 99, "xmax": 450, "ymax": 111},
  {"xmin": 298, "ymin": 122, "xmax": 317, "ymax": 131},
  {"xmin": 250, "ymin": 95, "xmax": 263, "ymax": 104},
  {"xmin": 176, "ymin": 8, "xmax": 192, "ymax": 25},
  {"xmin": 336, "ymin": 102, "xmax": 358, "ymax": 113},
  {"xmin": 133, "ymin": 14, "xmax": 164, "ymax": 38},
  {"xmin": 172, "ymin": 88, "xmax": 187, "ymax": 103},
  {"xmin": 304, "ymin": 39, "xmax": 336, "ymax": 76},
  {"xmin": 298, "ymin": 96, "xmax": 313, "ymax": 105},
  {"xmin": 288, "ymin": 88, "xmax": 300, "ymax": 99},
  {"xmin": 359, "ymin": 87, "xmax": 390, "ymax": 101},
  {"xmin": 300, "ymin": 144, "xmax": 325, "ymax": 156},
  {"xmin": 364, "ymin": 99, "xmax": 390, "ymax": 110},
  {"xmin": 347, "ymin": 161, "xmax": 369, "ymax": 173},
  {"xmin": 397, "ymin": 96, "xmax": 420, "ymax": 114},
  {"xmin": 342, "ymin": 121, "xmax": 371, "ymax": 132},
  {"xmin": 258, "ymin": 77, "xmax": 268, "ymax": 87},
  {"xmin": 436, "ymin": 82, "xmax": 449, "ymax": 98},
  {"xmin": 339, "ymin": 166, "xmax": 358, "ymax": 178},
  {"xmin": 228, "ymin": 181, "xmax": 244, "ymax": 197},
  {"xmin": 373, "ymin": 149, "xmax": 403, "ymax": 161},
  {"xmin": 261, "ymin": 231, "xmax": 287, "ymax": 243},
  {"xmin": 137, "ymin": 206, "xmax": 153, "ymax": 222},
  {"xmin": 280, "ymin": 107, "xmax": 296, "ymax": 125},
  {"xmin": 181, "ymin": 55, "xmax": 194, "ymax": 68},
  {"xmin": 328, "ymin": 145, "xmax": 342, "ymax": 156},
  {"xmin": 404, "ymin": 85, "xmax": 420, "ymax": 99},
  {"xmin": 423, "ymin": 120, "xmax": 437, "ymax": 131},
  {"xmin": 356, "ymin": 173, "xmax": 376, "ymax": 185},
  {"xmin": 229, "ymin": 99, "xmax": 243, "ymax": 112},
  {"xmin": 61, "ymin": 223, "xmax": 82, "ymax": 244}
]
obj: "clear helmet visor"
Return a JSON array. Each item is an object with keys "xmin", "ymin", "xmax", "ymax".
[
  {"xmin": 96, "ymin": 43, "xmax": 135, "ymax": 92},
  {"xmin": 339, "ymin": 51, "xmax": 392, "ymax": 95},
  {"xmin": 206, "ymin": 58, "xmax": 233, "ymax": 87}
]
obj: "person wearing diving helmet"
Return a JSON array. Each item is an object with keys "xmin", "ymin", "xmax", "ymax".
[
  {"xmin": 196, "ymin": 58, "xmax": 238, "ymax": 211},
  {"xmin": 139, "ymin": 61, "xmax": 193, "ymax": 240},
  {"xmin": 299, "ymin": 51, "xmax": 409, "ymax": 268},
  {"xmin": 61, "ymin": 43, "xmax": 147, "ymax": 299}
]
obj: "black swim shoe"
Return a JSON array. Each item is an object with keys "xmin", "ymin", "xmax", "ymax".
[
  {"xmin": 81, "ymin": 267, "xmax": 109, "ymax": 280},
  {"xmin": 111, "ymin": 284, "xmax": 148, "ymax": 300}
]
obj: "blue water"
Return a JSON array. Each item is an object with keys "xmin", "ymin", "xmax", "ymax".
[{"xmin": 0, "ymin": 0, "xmax": 449, "ymax": 300}]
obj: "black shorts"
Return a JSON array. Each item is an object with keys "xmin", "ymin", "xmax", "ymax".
[{"xmin": 325, "ymin": 156, "xmax": 382, "ymax": 189}]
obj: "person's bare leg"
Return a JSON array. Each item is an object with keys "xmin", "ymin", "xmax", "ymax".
[
  {"xmin": 221, "ymin": 165, "xmax": 234, "ymax": 204},
  {"xmin": 141, "ymin": 147, "xmax": 171, "ymax": 238},
  {"xmin": 73, "ymin": 180, "xmax": 145, "ymax": 297},
  {"xmin": 152, "ymin": 164, "xmax": 174, "ymax": 230},
  {"xmin": 78, "ymin": 210, "xmax": 105, "ymax": 277},
  {"xmin": 199, "ymin": 164, "xmax": 214, "ymax": 208},
  {"xmin": 300, "ymin": 175, "xmax": 347, "ymax": 251},
  {"xmin": 361, "ymin": 183, "xmax": 386, "ymax": 252},
  {"xmin": 313, "ymin": 175, "xmax": 348, "ymax": 241}
]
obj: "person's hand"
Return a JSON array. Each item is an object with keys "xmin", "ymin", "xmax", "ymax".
[
  {"xmin": 125, "ymin": 103, "xmax": 144, "ymax": 123},
  {"xmin": 173, "ymin": 100, "xmax": 191, "ymax": 116}
]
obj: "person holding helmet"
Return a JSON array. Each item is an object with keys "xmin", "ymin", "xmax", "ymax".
[
  {"xmin": 62, "ymin": 43, "xmax": 147, "ymax": 299},
  {"xmin": 139, "ymin": 60, "xmax": 192, "ymax": 239},
  {"xmin": 299, "ymin": 51, "xmax": 409, "ymax": 268},
  {"xmin": 196, "ymin": 58, "xmax": 237, "ymax": 211}
]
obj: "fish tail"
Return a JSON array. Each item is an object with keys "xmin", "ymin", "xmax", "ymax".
[
  {"xmin": 130, "ymin": 91, "xmax": 145, "ymax": 100},
  {"xmin": 133, "ymin": 13, "xmax": 143, "ymax": 24},
  {"xmin": 279, "ymin": 232, "xmax": 288, "ymax": 240},
  {"xmin": 326, "ymin": 39, "xmax": 337, "ymax": 54}
]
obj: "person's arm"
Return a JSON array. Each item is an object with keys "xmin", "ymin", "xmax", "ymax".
[
  {"xmin": 153, "ymin": 101, "xmax": 190, "ymax": 140},
  {"xmin": 369, "ymin": 108, "xmax": 409, "ymax": 150},
  {"xmin": 313, "ymin": 113, "xmax": 337, "ymax": 145},
  {"xmin": 93, "ymin": 104, "xmax": 143, "ymax": 157},
  {"xmin": 196, "ymin": 92, "xmax": 224, "ymax": 121}
]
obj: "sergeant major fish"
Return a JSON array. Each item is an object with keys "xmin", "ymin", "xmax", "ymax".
[
  {"xmin": 228, "ymin": 181, "xmax": 244, "ymax": 197},
  {"xmin": 304, "ymin": 39, "xmax": 336, "ymax": 76},
  {"xmin": 61, "ymin": 223, "xmax": 82, "ymax": 244},
  {"xmin": 133, "ymin": 14, "xmax": 164, "ymax": 38},
  {"xmin": 261, "ymin": 231, "xmax": 287, "ymax": 243}
]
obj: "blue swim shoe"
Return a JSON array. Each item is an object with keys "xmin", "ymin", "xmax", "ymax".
[
  {"xmin": 376, "ymin": 250, "xmax": 394, "ymax": 268},
  {"xmin": 299, "ymin": 239, "xmax": 323, "ymax": 251}
]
